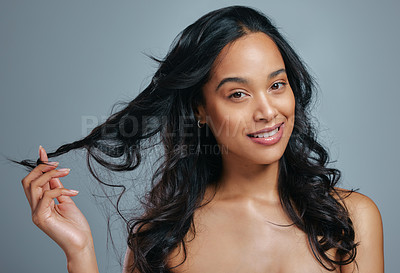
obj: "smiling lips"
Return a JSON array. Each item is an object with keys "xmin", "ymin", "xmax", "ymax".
[{"xmin": 247, "ymin": 122, "xmax": 284, "ymax": 145}]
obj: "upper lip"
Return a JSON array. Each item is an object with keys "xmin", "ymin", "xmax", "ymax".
[{"xmin": 247, "ymin": 122, "xmax": 283, "ymax": 136}]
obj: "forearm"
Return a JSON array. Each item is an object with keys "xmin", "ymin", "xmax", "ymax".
[{"xmin": 66, "ymin": 243, "xmax": 99, "ymax": 273}]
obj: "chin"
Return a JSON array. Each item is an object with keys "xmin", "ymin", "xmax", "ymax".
[
  {"xmin": 241, "ymin": 149, "xmax": 285, "ymax": 166},
  {"xmin": 253, "ymin": 155, "xmax": 283, "ymax": 166}
]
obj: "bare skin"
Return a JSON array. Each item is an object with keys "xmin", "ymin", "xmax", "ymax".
[
  {"xmin": 21, "ymin": 31, "xmax": 383, "ymax": 272},
  {"xmin": 124, "ymin": 32, "xmax": 384, "ymax": 272},
  {"xmin": 21, "ymin": 146, "xmax": 99, "ymax": 273},
  {"xmin": 123, "ymin": 188, "xmax": 383, "ymax": 273},
  {"xmin": 161, "ymin": 187, "xmax": 383, "ymax": 273}
]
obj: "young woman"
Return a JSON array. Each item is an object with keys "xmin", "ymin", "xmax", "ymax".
[{"xmin": 16, "ymin": 5, "xmax": 383, "ymax": 273}]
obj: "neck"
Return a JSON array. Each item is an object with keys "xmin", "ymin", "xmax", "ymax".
[{"xmin": 213, "ymin": 153, "xmax": 281, "ymax": 203}]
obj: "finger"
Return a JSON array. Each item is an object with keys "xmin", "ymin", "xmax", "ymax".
[
  {"xmin": 21, "ymin": 162, "xmax": 59, "ymax": 190},
  {"xmin": 39, "ymin": 145, "xmax": 51, "ymax": 162},
  {"xmin": 21, "ymin": 163, "xmax": 59, "ymax": 207},
  {"xmin": 39, "ymin": 146, "xmax": 50, "ymax": 192},
  {"xmin": 32, "ymin": 187, "xmax": 79, "ymax": 228},
  {"xmin": 31, "ymin": 168, "xmax": 70, "ymax": 189},
  {"xmin": 49, "ymin": 177, "xmax": 63, "ymax": 189},
  {"xmin": 21, "ymin": 145, "xmax": 55, "ymax": 190},
  {"xmin": 37, "ymin": 187, "xmax": 79, "ymax": 212},
  {"xmin": 30, "ymin": 168, "xmax": 71, "ymax": 211},
  {"xmin": 49, "ymin": 178, "xmax": 73, "ymax": 203}
]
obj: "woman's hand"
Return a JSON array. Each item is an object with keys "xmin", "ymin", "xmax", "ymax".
[{"xmin": 21, "ymin": 145, "xmax": 94, "ymax": 260}]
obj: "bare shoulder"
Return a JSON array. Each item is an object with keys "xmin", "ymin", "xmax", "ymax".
[
  {"xmin": 334, "ymin": 188, "xmax": 384, "ymax": 273},
  {"xmin": 334, "ymin": 188, "xmax": 383, "ymax": 242},
  {"xmin": 123, "ymin": 246, "xmax": 135, "ymax": 273},
  {"xmin": 334, "ymin": 188, "xmax": 382, "ymax": 223},
  {"xmin": 123, "ymin": 223, "xmax": 148, "ymax": 273}
]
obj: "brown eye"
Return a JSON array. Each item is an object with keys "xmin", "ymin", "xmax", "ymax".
[
  {"xmin": 271, "ymin": 82, "xmax": 286, "ymax": 90},
  {"xmin": 228, "ymin": 91, "xmax": 246, "ymax": 99}
]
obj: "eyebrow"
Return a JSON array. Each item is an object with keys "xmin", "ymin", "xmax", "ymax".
[{"xmin": 215, "ymin": 68, "xmax": 286, "ymax": 91}]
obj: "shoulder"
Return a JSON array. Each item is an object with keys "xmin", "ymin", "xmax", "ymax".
[
  {"xmin": 122, "ymin": 224, "xmax": 142, "ymax": 273},
  {"xmin": 123, "ymin": 246, "xmax": 134, "ymax": 273},
  {"xmin": 334, "ymin": 188, "xmax": 384, "ymax": 272},
  {"xmin": 334, "ymin": 188, "xmax": 382, "ymax": 227}
]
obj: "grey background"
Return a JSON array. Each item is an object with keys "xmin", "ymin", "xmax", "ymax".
[{"xmin": 1, "ymin": 0, "xmax": 399, "ymax": 272}]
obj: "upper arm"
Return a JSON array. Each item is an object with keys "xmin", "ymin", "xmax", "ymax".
[{"xmin": 340, "ymin": 191, "xmax": 384, "ymax": 273}]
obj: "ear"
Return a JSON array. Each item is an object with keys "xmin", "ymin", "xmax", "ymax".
[{"xmin": 194, "ymin": 103, "xmax": 207, "ymax": 123}]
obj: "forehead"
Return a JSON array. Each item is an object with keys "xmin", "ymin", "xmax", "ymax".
[{"xmin": 209, "ymin": 32, "xmax": 285, "ymax": 80}]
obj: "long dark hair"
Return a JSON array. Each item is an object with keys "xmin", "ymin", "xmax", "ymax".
[{"xmin": 12, "ymin": 5, "xmax": 357, "ymax": 272}]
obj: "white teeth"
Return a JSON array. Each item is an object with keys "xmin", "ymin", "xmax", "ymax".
[{"xmin": 251, "ymin": 128, "xmax": 279, "ymax": 138}]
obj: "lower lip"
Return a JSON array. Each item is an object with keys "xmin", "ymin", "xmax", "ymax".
[{"xmin": 247, "ymin": 123, "xmax": 285, "ymax": 146}]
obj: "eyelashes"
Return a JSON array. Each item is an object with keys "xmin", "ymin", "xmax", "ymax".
[
  {"xmin": 270, "ymin": 82, "xmax": 287, "ymax": 90},
  {"xmin": 227, "ymin": 81, "xmax": 287, "ymax": 100},
  {"xmin": 228, "ymin": 91, "xmax": 247, "ymax": 99}
]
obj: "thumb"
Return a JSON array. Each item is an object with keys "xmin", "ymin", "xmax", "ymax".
[
  {"xmin": 49, "ymin": 178, "xmax": 74, "ymax": 203},
  {"xmin": 33, "ymin": 188, "xmax": 79, "ymax": 227}
]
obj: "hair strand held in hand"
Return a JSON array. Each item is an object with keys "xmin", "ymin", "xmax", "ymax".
[{"xmin": 11, "ymin": 5, "xmax": 358, "ymax": 273}]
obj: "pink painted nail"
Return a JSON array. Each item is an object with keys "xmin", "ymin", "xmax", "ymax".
[
  {"xmin": 48, "ymin": 161, "xmax": 59, "ymax": 166},
  {"xmin": 39, "ymin": 145, "xmax": 43, "ymax": 157},
  {"xmin": 62, "ymin": 189, "xmax": 79, "ymax": 195},
  {"xmin": 57, "ymin": 168, "xmax": 70, "ymax": 173}
]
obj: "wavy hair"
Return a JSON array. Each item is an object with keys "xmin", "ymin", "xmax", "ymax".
[{"xmin": 12, "ymin": 5, "xmax": 357, "ymax": 272}]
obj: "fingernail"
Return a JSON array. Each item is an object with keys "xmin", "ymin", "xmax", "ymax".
[
  {"xmin": 39, "ymin": 145, "xmax": 43, "ymax": 157},
  {"xmin": 62, "ymin": 189, "xmax": 79, "ymax": 195},
  {"xmin": 57, "ymin": 168, "xmax": 70, "ymax": 173},
  {"xmin": 48, "ymin": 161, "xmax": 59, "ymax": 166}
]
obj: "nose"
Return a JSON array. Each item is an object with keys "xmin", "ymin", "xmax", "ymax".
[{"xmin": 252, "ymin": 94, "xmax": 277, "ymax": 122}]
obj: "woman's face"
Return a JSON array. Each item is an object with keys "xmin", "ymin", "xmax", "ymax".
[{"xmin": 198, "ymin": 32, "xmax": 295, "ymax": 165}]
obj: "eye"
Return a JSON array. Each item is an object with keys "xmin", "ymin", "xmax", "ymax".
[
  {"xmin": 270, "ymin": 82, "xmax": 287, "ymax": 91},
  {"xmin": 228, "ymin": 91, "xmax": 247, "ymax": 99}
]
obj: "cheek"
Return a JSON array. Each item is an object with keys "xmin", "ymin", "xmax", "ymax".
[
  {"xmin": 281, "ymin": 92, "xmax": 296, "ymax": 136},
  {"xmin": 206, "ymin": 103, "xmax": 246, "ymax": 141},
  {"xmin": 278, "ymin": 89, "xmax": 295, "ymax": 116},
  {"xmin": 286, "ymin": 95, "xmax": 296, "ymax": 119}
]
